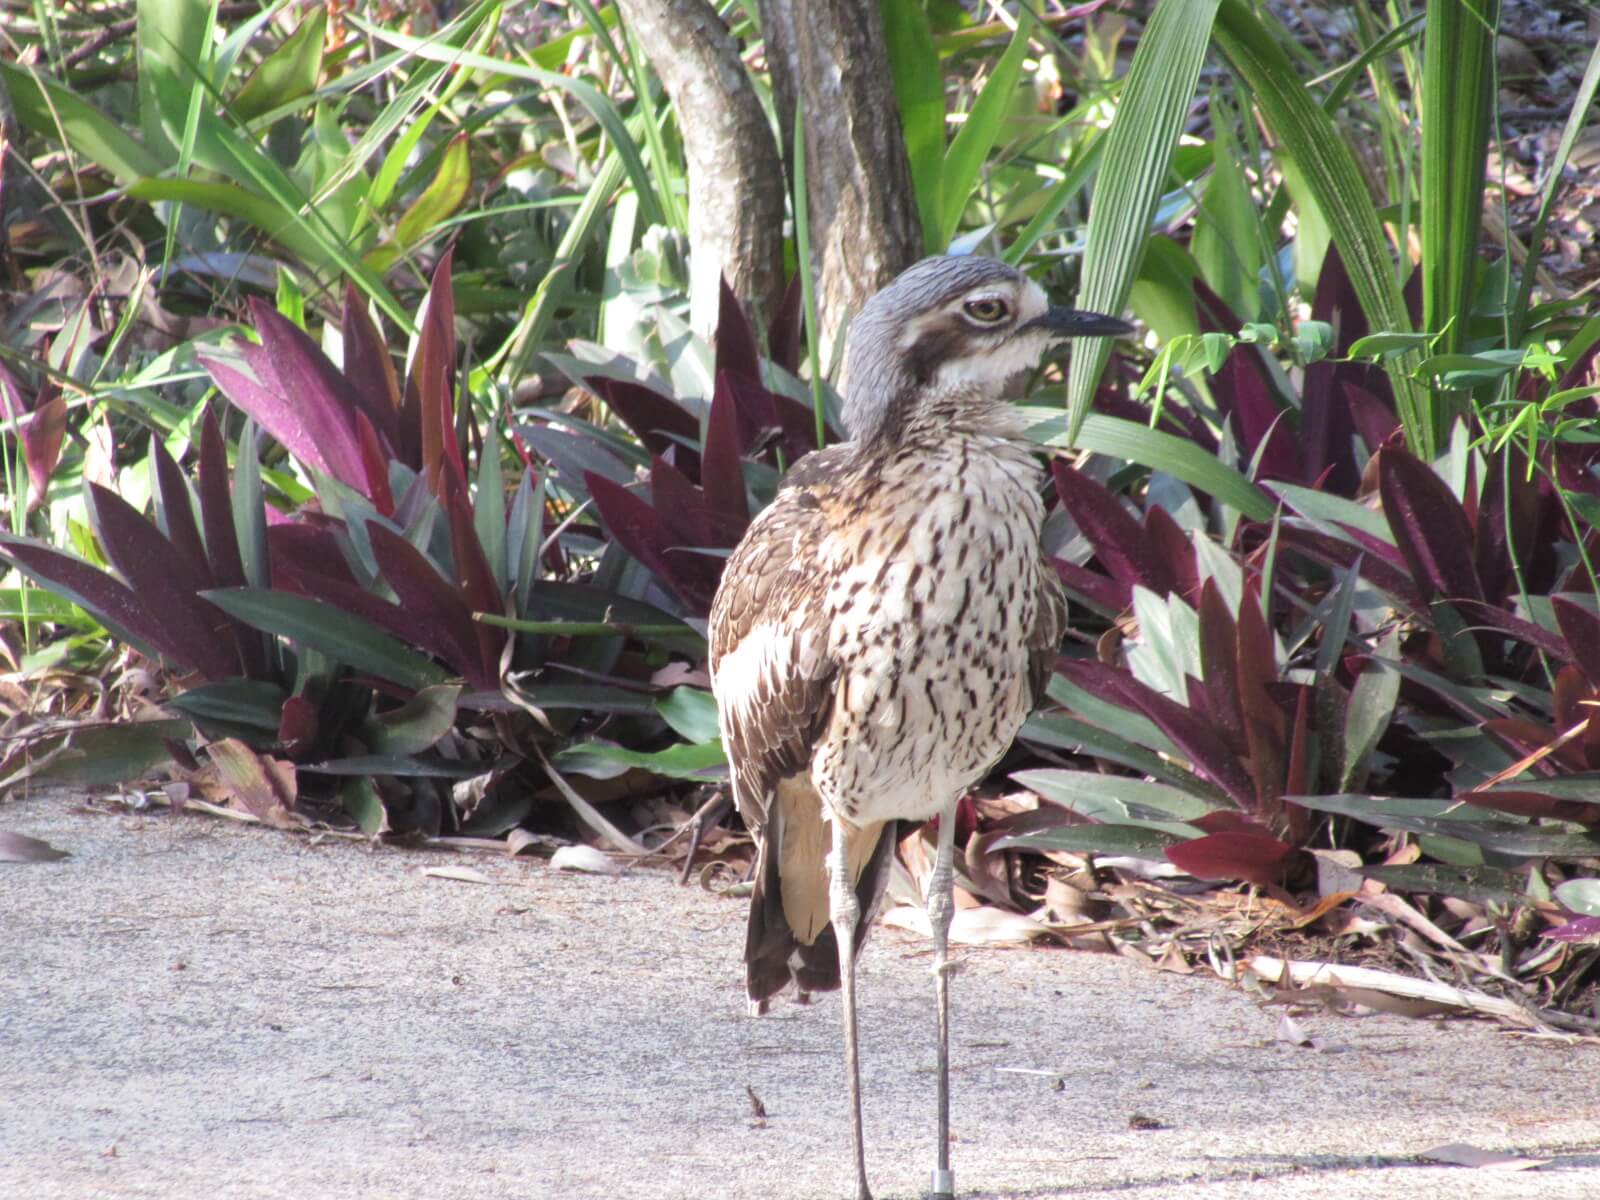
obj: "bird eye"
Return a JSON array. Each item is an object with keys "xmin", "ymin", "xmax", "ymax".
[{"xmin": 962, "ymin": 297, "xmax": 1010, "ymax": 324}]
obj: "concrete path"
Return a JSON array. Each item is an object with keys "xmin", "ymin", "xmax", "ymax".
[{"xmin": 3, "ymin": 797, "xmax": 1597, "ymax": 1199}]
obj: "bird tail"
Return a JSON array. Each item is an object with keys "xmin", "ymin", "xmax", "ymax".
[{"xmin": 745, "ymin": 775, "xmax": 898, "ymax": 1005}]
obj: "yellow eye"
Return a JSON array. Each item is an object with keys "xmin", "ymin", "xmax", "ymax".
[{"xmin": 962, "ymin": 297, "xmax": 1009, "ymax": 324}]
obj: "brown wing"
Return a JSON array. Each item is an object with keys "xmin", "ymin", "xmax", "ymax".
[
  {"xmin": 708, "ymin": 481, "xmax": 837, "ymax": 833},
  {"xmin": 709, "ymin": 448, "xmax": 900, "ymax": 1004},
  {"xmin": 709, "ymin": 470, "xmax": 839, "ymax": 1002},
  {"xmin": 1027, "ymin": 559, "xmax": 1067, "ymax": 709}
]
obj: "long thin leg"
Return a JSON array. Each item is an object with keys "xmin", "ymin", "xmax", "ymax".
[
  {"xmin": 926, "ymin": 808, "xmax": 959, "ymax": 1199},
  {"xmin": 829, "ymin": 817, "xmax": 872, "ymax": 1200}
]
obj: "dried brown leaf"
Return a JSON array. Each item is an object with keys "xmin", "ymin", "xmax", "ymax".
[
  {"xmin": 1276, "ymin": 1012, "xmax": 1324, "ymax": 1050},
  {"xmin": 423, "ymin": 865, "xmax": 495, "ymax": 885},
  {"xmin": 1419, "ymin": 1143, "xmax": 1551, "ymax": 1170},
  {"xmin": 882, "ymin": 903, "xmax": 1052, "ymax": 945}
]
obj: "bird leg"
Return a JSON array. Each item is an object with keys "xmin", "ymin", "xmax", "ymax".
[
  {"xmin": 926, "ymin": 810, "xmax": 959, "ymax": 1199},
  {"xmin": 828, "ymin": 818, "xmax": 872, "ymax": 1200}
]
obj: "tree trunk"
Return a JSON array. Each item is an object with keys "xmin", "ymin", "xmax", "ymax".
[
  {"xmin": 616, "ymin": 0, "xmax": 787, "ymax": 339},
  {"xmin": 760, "ymin": 0, "xmax": 924, "ymax": 357}
]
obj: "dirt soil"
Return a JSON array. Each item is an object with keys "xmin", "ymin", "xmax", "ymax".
[{"xmin": 4, "ymin": 798, "xmax": 1599, "ymax": 1200}]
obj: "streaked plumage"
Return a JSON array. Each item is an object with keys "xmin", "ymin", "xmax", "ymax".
[{"xmin": 708, "ymin": 255, "xmax": 1130, "ymax": 1200}]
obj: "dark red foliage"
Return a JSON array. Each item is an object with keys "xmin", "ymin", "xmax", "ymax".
[{"xmin": 1165, "ymin": 831, "xmax": 1301, "ymax": 887}]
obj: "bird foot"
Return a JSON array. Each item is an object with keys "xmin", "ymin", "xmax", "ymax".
[
  {"xmin": 932, "ymin": 958, "xmax": 964, "ymax": 980},
  {"xmin": 926, "ymin": 1167, "xmax": 956, "ymax": 1198}
]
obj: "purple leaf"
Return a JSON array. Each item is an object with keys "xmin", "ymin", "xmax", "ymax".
[
  {"xmin": 1301, "ymin": 243, "xmax": 1390, "ymax": 494},
  {"xmin": 1344, "ymin": 382, "xmax": 1401, "ymax": 454},
  {"xmin": 191, "ymin": 416, "xmax": 270, "ymax": 679},
  {"xmin": 367, "ymin": 520, "xmax": 492, "ymax": 688},
  {"xmin": 150, "ymin": 437, "xmax": 212, "ymax": 584},
  {"xmin": 584, "ymin": 471, "xmax": 722, "ymax": 611},
  {"xmin": 1166, "ymin": 831, "xmax": 1299, "ymax": 886},
  {"xmin": 353, "ymin": 408, "xmax": 397, "ymax": 517},
  {"xmin": 276, "ymin": 694, "xmax": 318, "ymax": 759},
  {"xmin": 766, "ymin": 272, "xmax": 805, "ymax": 376},
  {"xmin": 649, "ymin": 456, "xmax": 712, "ymax": 546},
  {"xmin": 1274, "ymin": 526, "xmax": 1426, "ymax": 613},
  {"xmin": 198, "ymin": 409, "xmax": 247, "ymax": 591},
  {"xmin": 1197, "ymin": 579, "xmax": 1247, "ymax": 757},
  {"xmin": 1050, "ymin": 557, "xmax": 1127, "ymax": 615},
  {"xmin": 1056, "ymin": 659, "xmax": 1257, "ymax": 807},
  {"xmin": 1542, "ymin": 916, "xmax": 1600, "ymax": 942},
  {"xmin": 715, "ymin": 274, "xmax": 763, "ymax": 387},
  {"xmin": 1051, "ymin": 462, "xmax": 1173, "ymax": 600},
  {"xmin": 1378, "ymin": 448, "xmax": 1484, "ymax": 605},
  {"xmin": 0, "ymin": 536, "xmax": 203, "ymax": 672},
  {"xmin": 0, "ymin": 365, "xmax": 67, "ymax": 510},
  {"xmin": 341, "ymin": 280, "xmax": 402, "ymax": 451},
  {"xmin": 718, "ymin": 368, "xmax": 777, "ymax": 453},
  {"xmin": 201, "ymin": 305, "xmax": 368, "ymax": 496},
  {"xmin": 407, "ymin": 249, "xmax": 460, "ymax": 483},
  {"xmin": 267, "ymin": 523, "xmax": 358, "ymax": 583},
  {"xmin": 1553, "ymin": 598, "xmax": 1600, "ymax": 688},
  {"xmin": 87, "ymin": 484, "xmax": 240, "ymax": 680},
  {"xmin": 1284, "ymin": 685, "xmax": 1312, "ymax": 804},
  {"xmin": 1236, "ymin": 583, "xmax": 1285, "ymax": 809},
  {"xmin": 1452, "ymin": 600, "xmax": 1569, "ymax": 660},
  {"xmin": 1213, "ymin": 347, "xmax": 1299, "ymax": 483},
  {"xmin": 270, "ymin": 555, "xmax": 435, "ymax": 668},
  {"xmin": 702, "ymin": 374, "xmax": 750, "ymax": 526},
  {"xmin": 1144, "ymin": 505, "xmax": 1196, "ymax": 601},
  {"xmin": 588, "ymin": 377, "xmax": 702, "ymax": 476},
  {"xmin": 440, "ymin": 469, "xmax": 506, "ymax": 684}
]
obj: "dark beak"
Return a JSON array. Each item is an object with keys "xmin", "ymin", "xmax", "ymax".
[{"xmin": 1022, "ymin": 307, "xmax": 1135, "ymax": 339}]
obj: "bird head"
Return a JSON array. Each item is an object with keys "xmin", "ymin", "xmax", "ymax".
[{"xmin": 840, "ymin": 255, "xmax": 1132, "ymax": 445}]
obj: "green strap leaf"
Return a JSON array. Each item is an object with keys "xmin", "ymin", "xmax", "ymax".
[
  {"xmin": 203, "ymin": 587, "xmax": 451, "ymax": 691},
  {"xmin": 1065, "ymin": 0, "xmax": 1222, "ymax": 446},
  {"xmin": 1210, "ymin": 0, "xmax": 1427, "ymax": 454},
  {"xmin": 881, "ymin": 0, "xmax": 945, "ymax": 252},
  {"xmin": 937, "ymin": 7, "xmax": 1035, "ymax": 251}
]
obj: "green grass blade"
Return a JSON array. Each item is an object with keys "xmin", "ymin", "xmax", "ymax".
[
  {"xmin": 1022, "ymin": 408, "xmax": 1273, "ymax": 521},
  {"xmin": 1510, "ymin": 36, "xmax": 1600, "ymax": 341},
  {"xmin": 351, "ymin": 13, "xmax": 667, "ymax": 230},
  {"xmin": 0, "ymin": 63, "xmax": 165, "ymax": 183},
  {"xmin": 136, "ymin": 0, "xmax": 211, "ymax": 160},
  {"xmin": 497, "ymin": 151, "xmax": 627, "ymax": 384},
  {"xmin": 231, "ymin": 6, "xmax": 327, "ymax": 121},
  {"xmin": 881, "ymin": 0, "xmax": 944, "ymax": 253},
  {"xmin": 937, "ymin": 7, "xmax": 1035, "ymax": 252},
  {"xmin": 1003, "ymin": 131, "xmax": 1105, "ymax": 265},
  {"xmin": 1064, "ymin": 0, "xmax": 1221, "ymax": 446},
  {"xmin": 1211, "ymin": 0, "xmax": 1428, "ymax": 454},
  {"xmin": 1420, "ymin": 0, "xmax": 1501, "ymax": 444}
]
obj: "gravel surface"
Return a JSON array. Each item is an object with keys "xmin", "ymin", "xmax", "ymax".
[{"xmin": 3, "ymin": 798, "xmax": 1598, "ymax": 1199}]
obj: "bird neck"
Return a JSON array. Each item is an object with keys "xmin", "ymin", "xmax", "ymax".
[{"xmin": 855, "ymin": 386, "xmax": 1033, "ymax": 455}]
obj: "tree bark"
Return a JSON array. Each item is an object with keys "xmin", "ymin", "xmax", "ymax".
[
  {"xmin": 760, "ymin": 0, "xmax": 924, "ymax": 356},
  {"xmin": 616, "ymin": 0, "xmax": 787, "ymax": 339}
]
